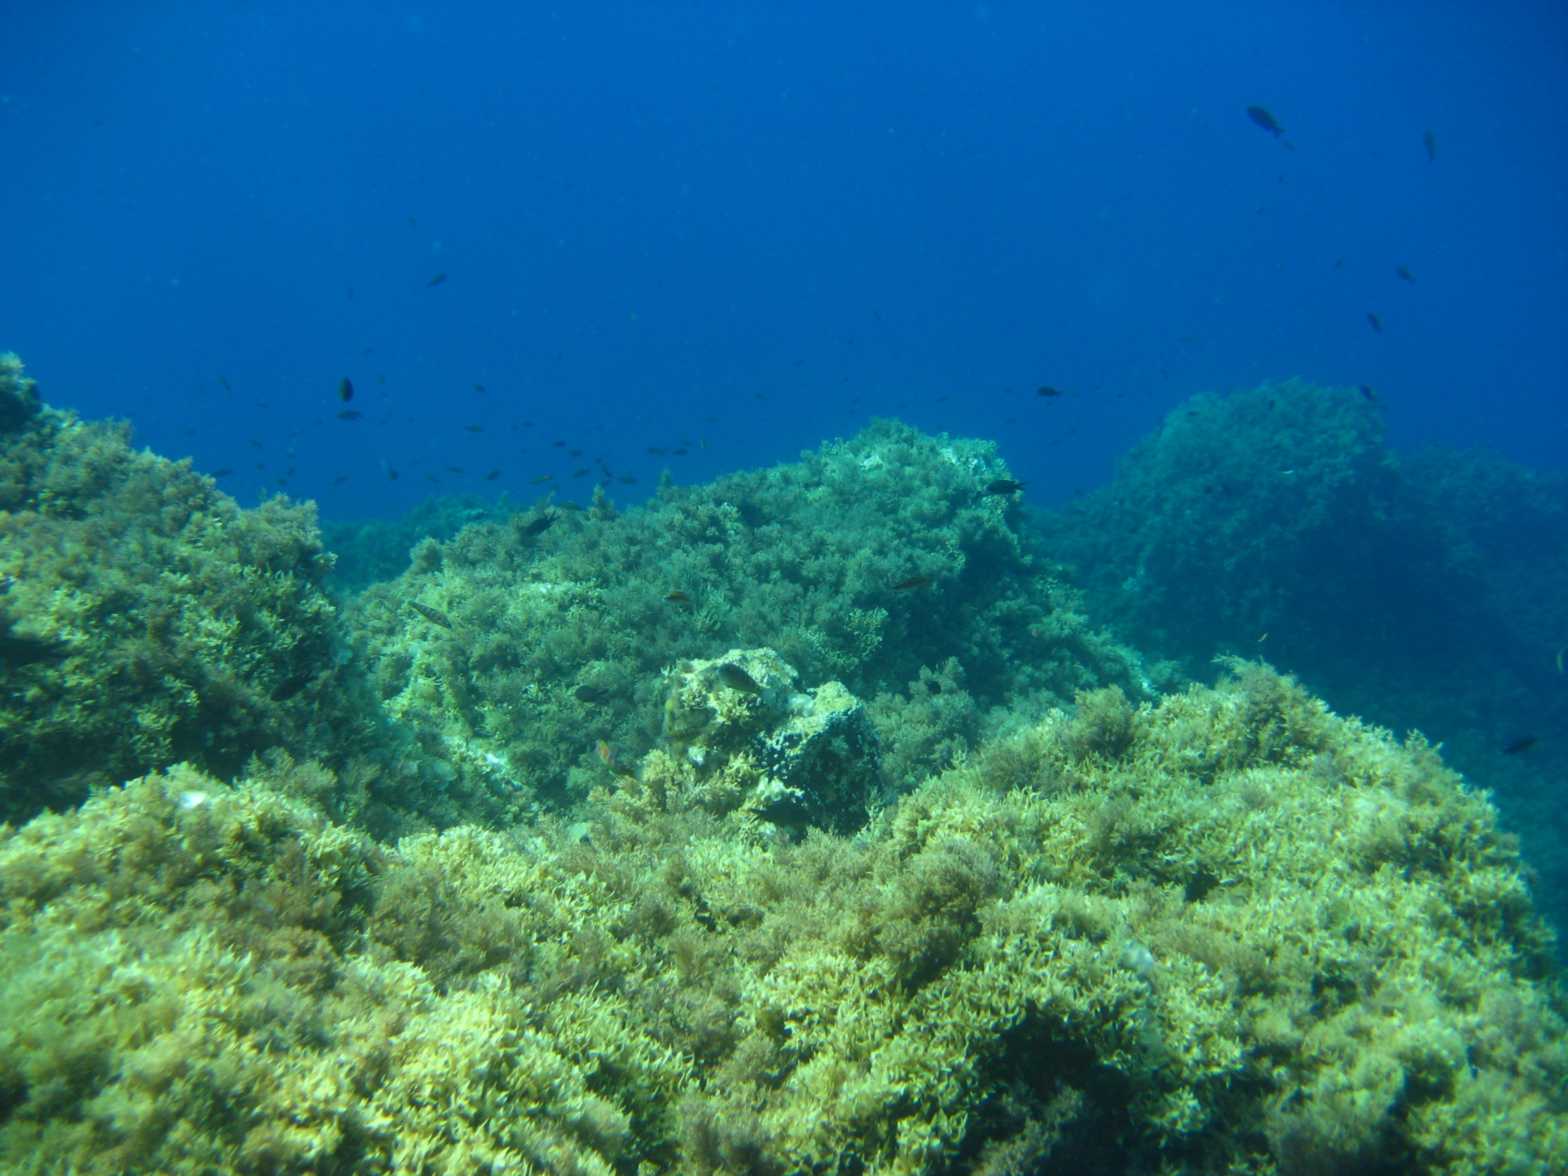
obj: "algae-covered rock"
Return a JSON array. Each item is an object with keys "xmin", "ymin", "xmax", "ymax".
[
  {"xmin": 1036, "ymin": 378, "xmax": 1568, "ymax": 930},
  {"xmin": 1, "ymin": 354, "xmax": 1561, "ymax": 1171},
  {"xmin": 347, "ymin": 419, "xmax": 1140, "ymax": 825},
  {"xmin": 662, "ymin": 647, "xmax": 798, "ymax": 758},
  {"xmin": 2, "ymin": 667, "xmax": 1564, "ymax": 1173},
  {"xmin": 661, "ymin": 648, "xmax": 880, "ymax": 832},
  {"xmin": 1037, "ymin": 378, "xmax": 1410, "ymax": 665},
  {"xmin": 0, "ymin": 356, "xmax": 348, "ymax": 823}
]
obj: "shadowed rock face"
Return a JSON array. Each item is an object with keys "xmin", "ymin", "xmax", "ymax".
[{"xmin": 0, "ymin": 353, "xmax": 41, "ymax": 434}]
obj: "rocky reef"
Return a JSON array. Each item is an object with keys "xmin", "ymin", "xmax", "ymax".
[
  {"xmin": 1, "ymin": 356, "xmax": 1564, "ymax": 1172},
  {"xmin": 344, "ymin": 417, "xmax": 1140, "ymax": 830}
]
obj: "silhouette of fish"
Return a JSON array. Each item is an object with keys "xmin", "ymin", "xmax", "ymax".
[
  {"xmin": 1246, "ymin": 105, "xmax": 1285, "ymax": 137},
  {"xmin": 715, "ymin": 663, "xmax": 762, "ymax": 694},
  {"xmin": 517, "ymin": 512, "xmax": 556, "ymax": 538},
  {"xmin": 408, "ymin": 600, "xmax": 453, "ymax": 629}
]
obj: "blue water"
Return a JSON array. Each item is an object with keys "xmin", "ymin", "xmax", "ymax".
[{"xmin": 2, "ymin": 2, "xmax": 1565, "ymax": 519}]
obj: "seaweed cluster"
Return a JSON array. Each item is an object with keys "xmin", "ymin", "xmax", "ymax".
[
  {"xmin": 346, "ymin": 418, "xmax": 1138, "ymax": 827},
  {"xmin": 0, "ymin": 355, "xmax": 357, "ymax": 825},
  {"xmin": 1, "ymin": 667, "xmax": 1562, "ymax": 1172},
  {"xmin": 1036, "ymin": 377, "xmax": 1568, "ymax": 926}
]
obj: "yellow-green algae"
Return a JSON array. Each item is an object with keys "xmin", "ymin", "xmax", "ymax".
[
  {"xmin": 1033, "ymin": 375, "xmax": 1568, "ymax": 950},
  {"xmin": 345, "ymin": 418, "xmax": 1139, "ymax": 829},
  {"xmin": 0, "ymin": 354, "xmax": 375, "ymax": 826},
  {"xmin": 1, "ymin": 663, "xmax": 1562, "ymax": 1173},
  {"xmin": 2, "ymin": 355, "xmax": 1564, "ymax": 1171}
]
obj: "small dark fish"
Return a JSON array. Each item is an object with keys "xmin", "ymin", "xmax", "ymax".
[
  {"xmin": 1358, "ymin": 384, "xmax": 1377, "ymax": 402},
  {"xmin": 217, "ymin": 375, "xmax": 232, "ymax": 392},
  {"xmin": 530, "ymin": 474, "xmax": 554, "ymax": 485},
  {"xmin": 647, "ymin": 446, "xmax": 668, "ymax": 456},
  {"xmin": 332, "ymin": 473, "xmax": 351, "ymax": 486},
  {"xmin": 1502, "ymin": 735, "xmax": 1538, "ymax": 755},
  {"xmin": 1366, "ymin": 312, "xmax": 1383, "ymax": 333},
  {"xmin": 1423, "ymin": 129, "xmax": 1437, "ymax": 162},
  {"xmin": 1246, "ymin": 105, "xmax": 1284, "ymax": 137},
  {"xmin": 665, "ymin": 590, "xmax": 693, "ymax": 606},
  {"xmin": 573, "ymin": 684, "xmax": 611, "ymax": 703},
  {"xmin": 338, "ymin": 376, "xmax": 355, "ymax": 403},
  {"xmin": 716, "ymin": 663, "xmax": 763, "ymax": 694},
  {"xmin": 568, "ymin": 448, "xmax": 584, "ymax": 458},
  {"xmin": 269, "ymin": 669, "xmax": 316, "ymax": 702},
  {"xmin": 472, "ymin": 383, "xmax": 487, "ymax": 393},
  {"xmin": 1036, "ymin": 385, "xmax": 1063, "ymax": 398},
  {"xmin": 483, "ymin": 469, "xmax": 501, "ymax": 481},
  {"xmin": 518, "ymin": 512, "xmax": 556, "ymax": 538},
  {"xmin": 426, "ymin": 272, "xmax": 447, "ymax": 287},
  {"xmin": 336, "ymin": 409, "xmax": 363, "ymax": 421},
  {"xmin": 571, "ymin": 467, "xmax": 591, "ymax": 478},
  {"xmin": 1395, "ymin": 264, "xmax": 1414, "ymax": 283},
  {"xmin": 672, "ymin": 447, "xmax": 688, "ymax": 456},
  {"xmin": 983, "ymin": 479, "xmax": 1025, "ymax": 496},
  {"xmin": 211, "ymin": 467, "xmax": 234, "ymax": 478},
  {"xmin": 617, "ymin": 474, "xmax": 639, "ymax": 485},
  {"xmin": 408, "ymin": 600, "xmax": 453, "ymax": 629},
  {"xmin": 387, "ymin": 467, "xmax": 400, "ymax": 480},
  {"xmin": 892, "ymin": 575, "xmax": 933, "ymax": 591},
  {"xmin": 464, "ymin": 423, "xmax": 484, "ymax": 433}
]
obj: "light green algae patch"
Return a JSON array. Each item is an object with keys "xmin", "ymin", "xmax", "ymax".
[{"xmin": 0, "ymin": 664, "xmax": 1560, "ymax": 1173}]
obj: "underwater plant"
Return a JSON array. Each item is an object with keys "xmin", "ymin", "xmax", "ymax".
[
  {"xmin": 0, "ymin": 665, "xmax": 1561, "ymax": 1173},
  {"xmin": 346, "ymin": 418, "xmax": 1140, "ymax": 827},
  {"xmin": 0, "ymin": 355, "xmax": 353, "ymax": 825}
]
